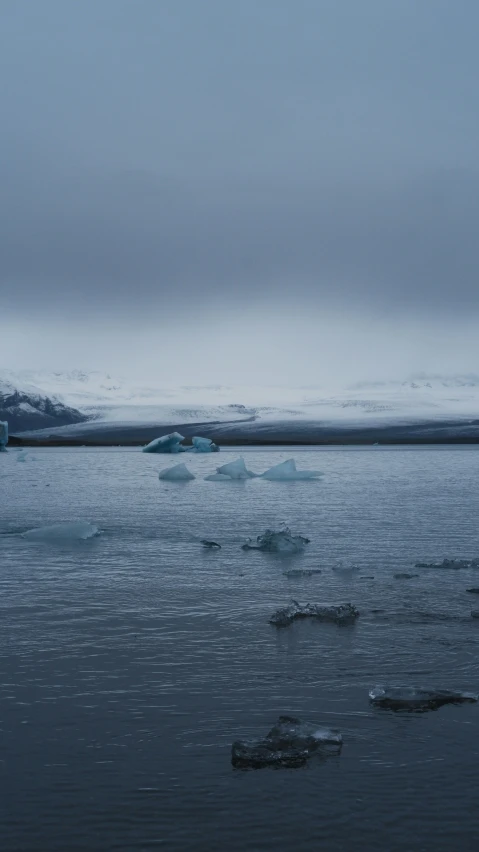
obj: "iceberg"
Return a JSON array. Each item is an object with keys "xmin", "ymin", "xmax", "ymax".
[
  {"xmin": 270, "ymin": 600, "xmax": 359, "ymax": 627},
  {"xmin": 23, "ymin": 522, "xmax": 100, "ymax": 542},
  {"xmin": 466, "ymin": 588, "xmax": 479, "ymax": 594},
  {"xmin": 216, "ymin": 457, "xmax": 257, "ymax": 480},
  {"xmin": 16, "ymin": 451, "xmax": 28, "ymax": 462},
  {"xmin": 204, "ymin": 473, "xmax": 232, "ymax": 481},
  {"xmin": 369, "ymin": 685, "xmax": 478, "ymax": 711},
  {"xmin": 232, "ymin": 715, "xmax": 342, "ymax": 769},
  {"xmin": 261, "ymin": 459, "xmax": 322, "ymax": 481},
  {"xmin": 242, "ymin": 526, "xmax": 310, "ymax": 554},
  {"xmin": 0, "ymin": 420, "xmax": 7, "ymax": 451},
  {"xmin": 142, "ymin": 432, "xmax": 187, "ymax": 454},
  {"xmin": 158, "ymin": 463, "xmax": 195, "ymax": 481},
  {"xmin": 190, "ymin": 436, "xmax": 219, "ymax": 453},
  {"xmin": 200, "ymin": 539, "xmax": 221, "ymax": 549}
]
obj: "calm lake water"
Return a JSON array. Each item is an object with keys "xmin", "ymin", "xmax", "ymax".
[{"xmin": 1, "ymin": 446, "xmax": 479, "ymax": 851}]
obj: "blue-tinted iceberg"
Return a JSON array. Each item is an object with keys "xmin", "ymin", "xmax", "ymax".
[
  {"xmin": 190, "ymin": 436, "xmax": 219, "ymax": 453},
  {"xmin": 369, "ymin": 685, "xmax": 478, "ymax": 711},
  {"xmin": 16, "ymin": 451, "xmax": 28, "ymax": 462},
  {"xmin": 216, "ymin": 457, "xmax": 257, "ymax": 480},
  {"xmin": 232, "ymin": 715, "xmax": 342, "ymax": 769},
  {"xmin": 23, "ymin": 522, "xmax": 100, "ymax": 542},
  {"xmin": 242, "ymin": 526, "xmax": 310, "ymax": 553},
  {"xmin": 158, "ymin": 462, "xmax": 195, "ymax": 481},
  {"xmin": 0, "ymin": 420, "xmax": 7, "ymax": 451},
  {"xmin": 142, "ymin": 432, "xmax": 187, "ymax": 454},
  {"xmin": 204, "ymin": 473, "xmax": 232, "ymax": 481},
  {"xmin": 261, "ymin": 459, "xmax": 322, "ymax": 481}
]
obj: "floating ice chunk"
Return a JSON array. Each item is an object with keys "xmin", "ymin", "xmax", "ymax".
[
  {"xmin": 231, "ymin": 715, "xmax": 342, "ymax": 769},
  {"xmin": 216, "ymin": 457, "xmax": 257, "ymax": 480},
  {"xmin": 283, "ymin": 568, "xmax": 322, "ymax": 577},
  {"xmin": 332, "ymin": 565, "xmax": 360, "ymax": 575},
  {"xmin": 471, "ymin": 611, "xmax": 479, "ymax": 619},
  {"xmin": 0, "ymin": 420, "xmax": 8, "ymax": 450},
  {"xmin": 142, "ymin": 432, "xmax": 186, "ymax": 454},
  {"xmin": 415, "ymin": 558, "xmax": 479, "ymax": 569},
  {"xmin": 158, "ymin": 463, "xmax": 195, "ymax": 481},
  {"xmin": 394, "ymin": 572, "xmax": 419, "ymax": 579},
  {"xmin": 204, "ymin": 473, "xmax": 232, "ymax": 481},
  {"xmin": 23, "ymin": 522, "xmax": 100, "ymax": 542},
  {"xmin": 201, "ymin": 539, "xmax": 221, "ymax": 549},
  {"xmin": 467, "ymin": 588, "xmax": 479, "ymax": 594},
  {"xmin": 261, "ymin": 459, "xmax": 322, "ymax": 481},
  {"xmin": 16, "ymin": 451, "xmax": 28, "ymax": 462},
  {"xmin": 270, "ymin": 600, "xmax": 359, "ymax": 627},
  {"xmin": 242, "ymin": 526, "xmax": 310, "ymax": 554},
  {"xmin": 369, "ymin": 685, "xmax": 478, "ymax": 711},
  {"xmin": 189, "ymin": 436, "xmax": 220, "ymax": 453}
]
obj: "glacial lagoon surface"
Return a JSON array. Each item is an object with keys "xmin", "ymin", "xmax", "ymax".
[{"xmin": 1, "ymin": 445, "xmax": 479, "ymax": 852}]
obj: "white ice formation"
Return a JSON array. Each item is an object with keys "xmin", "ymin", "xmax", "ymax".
[
  {"xmin": 216, "ymin": 457, "xmax": 257, "ymax": 480},
  {"xmin": 142, "ymin": 432, "xmax": 187, "ymax": 453},
  {"xmin": 204, "ymin": 473, "xmax": 233, "ymax": 481},
  {"xmin": 22, "ymin": 522, "xmax": 100, "ymax": 542},
  {"xmin": 158, "ymin": 462, "xmax": 195, "ymax": 481},
  {"xmin": 261, "ymin": 459, "xmax": 322, "ymax": 480},
  {"xmin": 190, "ymin": 436, "xmax": 219, "ymax": 453},
  {"xmin": 143, "ymin": 433, "xmax": 219, "ymax": 454}
]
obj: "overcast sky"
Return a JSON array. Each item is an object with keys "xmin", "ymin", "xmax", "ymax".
[{"xmin": 1, "ymin": 0, "xmax": 478, "ymax": 385}]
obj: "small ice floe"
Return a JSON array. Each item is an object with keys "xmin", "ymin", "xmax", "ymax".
[
  {"xmin": 231, "ymin": 715, "xmax": 342, "ymax": 769},
  {"xmin": 158, "ymin": 463, "xmax": 195, "ymax": 481},
  {"xmin": 215, "ymin": 458, "xmax": 257, "ymax": 480},
  {"xmin": 283, "ymin": 568, "xmax": 322, "ymax": 578},
  {"xmin": 467, "ymin": 588, "xmax": 479, "ymax": 594},
  {"xmin": 332, "ymin": 565, "xmax": 360, "ymax": 576},
  {"xmin": 200, "ymin": 540, "xmax": 221, "ymax": 549},
  {"xmin": 415, "ymin": 559, "xmax": 479, "ymax": 570},
  {"xmin": 242, "ymin": 526, "xmax": 310, "ymax": 554},
  {"xmin": 16, "ymin": 451, "xmax": 28, "ymax": 462},
  {"xmin": 471, "ymin": 611, "xmax": 479, "ymax": 619},
  {"xmin": 394, "ymin": 572, "xmax": 419, "ymax": 579},
  {"xmin": 369, "ymin": 685, "xmax": 478, "ymax": 711},
  {"xmin": 22, "ymin": 522, "xmax": 100, "ymax": 543},
  {"xmin": 260, "ymin": 459, "xmax": 322, "ymax": 481},
  {"xmin": 269, "ymin": 600, "xmax": 359, "ymax": 627}
]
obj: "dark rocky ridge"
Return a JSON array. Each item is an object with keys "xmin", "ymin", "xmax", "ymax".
[{"xmin": 0, "ymin": 387, "xmax": 87, "ymax": 432}]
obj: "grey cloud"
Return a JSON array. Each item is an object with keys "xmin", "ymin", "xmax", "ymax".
[
  {"xmin": 1, "ymin": 158, "xmax": 479, "ymax": 317},
  {"xmin": 1, "ymin": 0, "xmax": 479, "ymax": 321}
]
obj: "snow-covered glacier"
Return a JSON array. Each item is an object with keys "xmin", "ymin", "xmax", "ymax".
[{"xmin": 5, "ymin": 369, "xmax": 479, "ymax": 443}]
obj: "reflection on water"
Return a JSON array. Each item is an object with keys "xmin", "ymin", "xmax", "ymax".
[{"xmin": 1, "ymin": 446, "xmax": 479, "ymax": 851}]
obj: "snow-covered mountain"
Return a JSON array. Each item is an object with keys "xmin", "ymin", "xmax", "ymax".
[
  {"xmin": 2, "ymin": 369, "xmax": 479, "ymax": 440},
  {"xmin": 0, "ymin": 375, "xmax": 87, "ymax": 433}
]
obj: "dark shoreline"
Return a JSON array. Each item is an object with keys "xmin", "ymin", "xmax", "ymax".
[{"xmin": 8, "ymin": 415, "xmax": 479, "ymax": 448}]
